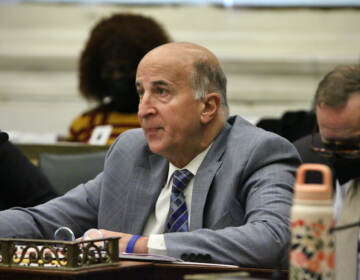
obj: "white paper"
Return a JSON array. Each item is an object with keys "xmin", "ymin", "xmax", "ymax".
[{"xmin": 89, "ymin": 125, "xmax": 113, "ymax": 145}]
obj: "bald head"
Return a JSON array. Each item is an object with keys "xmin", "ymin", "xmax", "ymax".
[
  {"xmin": 141, "ymin": 42, "xmax": 220, "ymax": 67},
  {"xmin": 138, "ymin": 42, "xmax": 228, "ymax": 116}
]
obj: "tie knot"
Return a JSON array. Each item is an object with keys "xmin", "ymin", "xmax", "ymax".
[{"xmin": 172, "ymin": 169, "xmax": 193, "ymax": 192}]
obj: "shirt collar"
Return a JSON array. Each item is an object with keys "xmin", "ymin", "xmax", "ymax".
[{"xmin": 166, "ymin": 144, "xmax": 213, "ymax": 185}]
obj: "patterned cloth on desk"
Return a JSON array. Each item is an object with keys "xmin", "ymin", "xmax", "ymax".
[
  {"xmin": 68, "ymin": 108, "xmax": 139, "ymax": 145},
  {"xmin": 335, "ymin": 179, "xmax": 360, "ymax": 280}
]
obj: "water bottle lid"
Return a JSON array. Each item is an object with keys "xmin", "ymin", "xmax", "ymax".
[{"xmin": 294, "ymin": 164, "xmax": 333, "ymax": 200}]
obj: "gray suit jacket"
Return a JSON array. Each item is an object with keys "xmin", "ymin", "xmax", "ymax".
[{"xmin": 0, "ymin": 116, "xmax": 300, "ymax": 267}]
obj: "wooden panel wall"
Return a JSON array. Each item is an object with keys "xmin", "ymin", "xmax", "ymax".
[{"xmin": 0, "ymin": 3, "xmax": 359, "ymax": 136}]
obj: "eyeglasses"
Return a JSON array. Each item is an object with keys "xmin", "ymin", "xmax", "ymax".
[{"xmin": 310, "ymin": 125, "xmax": 360, "ymax": 159}]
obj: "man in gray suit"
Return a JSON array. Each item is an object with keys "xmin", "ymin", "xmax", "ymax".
[{"xmin": 0, "ymin": 42, "xmax": 300, "ymax": 267}]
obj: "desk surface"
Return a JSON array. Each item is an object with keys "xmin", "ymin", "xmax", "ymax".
[{"xmin": 0, "ymin": 260, "xmax": 281, "ymax": 280}]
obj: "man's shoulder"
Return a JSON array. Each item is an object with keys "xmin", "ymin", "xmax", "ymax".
[
  {"xmin": 223, "ymin": 115, "xmax": 299, "ymax": 162},
  {"xmin": 227, "ymin": 115, "xmax": 288, "ymax": 142},
  {"xmin": 111, "ymin": 128, "xmax": 147, "ymax": 149}
]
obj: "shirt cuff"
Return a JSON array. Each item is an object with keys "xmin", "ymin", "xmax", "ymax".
[{"xmin": 148, "ymin": 234, "xmax": 167, "ymax": 255}]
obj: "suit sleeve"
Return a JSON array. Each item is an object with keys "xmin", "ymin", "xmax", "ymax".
[
  {"xmin": 0, "ymin": 172, "xmax": 103, "ymax": 239},
  {"xmin": 0, "ymin": 132, "xmax": 132, "ymax": 239}
]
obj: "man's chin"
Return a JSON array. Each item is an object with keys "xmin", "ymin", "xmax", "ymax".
[{"xmin": 147, "ymin": 141, "xmax": 165, "ymax": 156}]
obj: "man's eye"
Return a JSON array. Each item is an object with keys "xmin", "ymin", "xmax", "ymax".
[
  {"xmin": 137, "ymin": 88, "xmax": 144, "ymax": 97},
  {"xmin": 157, "ymin": 88, "xmax": 167, "ymax": 95}
]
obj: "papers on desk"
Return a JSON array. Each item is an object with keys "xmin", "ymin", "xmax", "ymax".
[
  {"xmin": 176, "ymin": 261, "xmax": 239, "ymax": 268},
  {"xmin": 119, "ymin": 253, "xmax": 239, "ymax": 268},
  {"xmin": 120, "ymin": 252, "xmax": 181, "ymax": 262}
]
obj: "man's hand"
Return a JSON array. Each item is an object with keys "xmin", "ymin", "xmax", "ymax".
[{"xmin": 98, "ymin": 230, "xmax": 149, "ymax": 253}]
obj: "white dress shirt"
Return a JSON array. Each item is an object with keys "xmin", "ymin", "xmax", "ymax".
[
  {"xmin": 333, "ymin": 178, "xmax": 360, "ymax": 280},
  {"xmin": 142, "ymin": 145, "xmax": 212, "ymax": 255}
]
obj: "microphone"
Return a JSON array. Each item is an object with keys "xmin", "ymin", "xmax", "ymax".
[
  {"xmin": 0, "ymin": 131, "xmax": 9, "ymax": 145},
  {"xmin": 330, "ymin": 221, "xmax": 360, "ymax": 233}
]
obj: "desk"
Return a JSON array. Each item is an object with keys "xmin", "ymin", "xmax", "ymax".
[{"xmin": 0, "ymin": 260, "xmax": 281, "ymax": 280}]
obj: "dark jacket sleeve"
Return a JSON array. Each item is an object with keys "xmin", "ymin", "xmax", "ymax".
[{"xmin": 0, "ymin": 141, "xmax": 58, "ymax": 210}]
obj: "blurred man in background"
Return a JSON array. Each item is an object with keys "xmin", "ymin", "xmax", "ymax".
[{"xmin": 294, "ymin": 65, "xmax": 360, "ymax": 279}]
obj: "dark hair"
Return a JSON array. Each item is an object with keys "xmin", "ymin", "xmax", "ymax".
[
  {"xmin": 191, "ymin": 60, "xmax": 228, "ymax": 117},
  {"xmin": 79, "ymin": 13, "xmax": 171, "ymax": 105},
  {"xmin": 315, "ymin": 65, "xmax": 360, "ymax": 108}
]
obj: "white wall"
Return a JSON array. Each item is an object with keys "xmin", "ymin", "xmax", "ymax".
[{"xmin": 0, "ymin": 3, "xmax": 359, "ymax": 137}]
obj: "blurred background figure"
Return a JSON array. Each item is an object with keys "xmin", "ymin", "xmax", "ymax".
[
  {"xmin": 294, "ymin": 65, "xmax": 360, "ymax": 185},
  {"xmin": 294, "ymin": 65, "xmax": 360, "ymax": 280},
  {"xmin": 0, "ymin": 131, "xmax": 58, "ymax": 210},
  {"xmin": 67, "ymin": 13, "xmax": 171, "ymax": 145}
]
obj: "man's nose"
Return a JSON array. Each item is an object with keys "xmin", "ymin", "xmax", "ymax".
[{"xmin": 138, "ymin": 92, "xmax": 155, "ymax": 119}]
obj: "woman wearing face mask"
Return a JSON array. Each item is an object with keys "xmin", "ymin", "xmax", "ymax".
[{"xmin": 67, "ymin": 13, "xmax": 171, "ymax": 145}]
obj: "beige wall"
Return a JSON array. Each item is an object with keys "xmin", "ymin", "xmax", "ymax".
[{"xmin": 0, "ymin": 3, "xmax": 359, "ymax": 136}]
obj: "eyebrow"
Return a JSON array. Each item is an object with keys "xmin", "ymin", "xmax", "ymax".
[
  {"xmin": 135, "ymin": 80, "xmax": 170, "ymax": 87},
  {"xmin": 152, "ymin": 80, "xmax": 170, "ymax": 86}
]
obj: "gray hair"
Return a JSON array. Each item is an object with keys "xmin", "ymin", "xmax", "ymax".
[
  {"xmin": 315, "ymin": 65, "xmax": 360, "ymax": 108},
  {"xmin": 191, "ymin": 60, "xmax": 229, "ymax": 117}
]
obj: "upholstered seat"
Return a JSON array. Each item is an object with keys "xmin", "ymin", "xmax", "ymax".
[{"xmin": 38, "ymin": 151, "xmax": 106, "ymax": 195}]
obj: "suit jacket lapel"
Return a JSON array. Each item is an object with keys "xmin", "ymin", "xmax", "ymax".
[
  {"xmin": 190, "ymin": 161, "xmax": 222, "ymax": 230},
  {"xmin": 190, "ymin": 122, "xmax": 231, "ymax": 230}
]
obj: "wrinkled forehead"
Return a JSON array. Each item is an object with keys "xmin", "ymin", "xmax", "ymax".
[
  {"xmin": 140, "ymin": 45, "xmax": 194, "ymax": 67},
  {"xmin": 136, "ymin": 49, "xmax": 193, "ymax": 84}
]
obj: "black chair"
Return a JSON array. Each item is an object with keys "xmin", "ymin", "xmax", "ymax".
[{"xmin": 38, "ymin": 151, "xmax": 107, "ymax": 195}]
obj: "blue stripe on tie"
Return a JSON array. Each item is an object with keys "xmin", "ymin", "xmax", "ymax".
[
  {"xmin": 167, "ymin": 202, "xmax": 187, "ymax": 226},
  {"xmin": 170, "ymin": 211, "xmax": 188, "ymax": 232},
  {"xmin": 164, "ymin": 169, "xmax": 193, "ymax": 233}
]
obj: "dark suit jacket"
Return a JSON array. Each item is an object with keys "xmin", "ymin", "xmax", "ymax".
[{"xmin": 0, "ymin": 140, "xmax": 58, "ymax": 210}]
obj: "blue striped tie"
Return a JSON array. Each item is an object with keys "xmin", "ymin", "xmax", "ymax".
[{"xmin": 165, "ymin": 169, "xmax": 194, "ymax": 233}]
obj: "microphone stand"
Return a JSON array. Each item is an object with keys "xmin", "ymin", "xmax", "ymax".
[{"xmin": 330, "ymin": 221, "xmax": 360, "ymax": 233}]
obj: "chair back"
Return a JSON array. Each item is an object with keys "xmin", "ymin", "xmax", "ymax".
[{"xmin": 38, "ymin": 151, "xmax": 107, "ymax": 195}]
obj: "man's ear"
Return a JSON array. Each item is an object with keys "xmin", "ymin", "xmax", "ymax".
[{"xmin": 200, "ymin": 92, "xmax": 221, "ymax": 124}]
